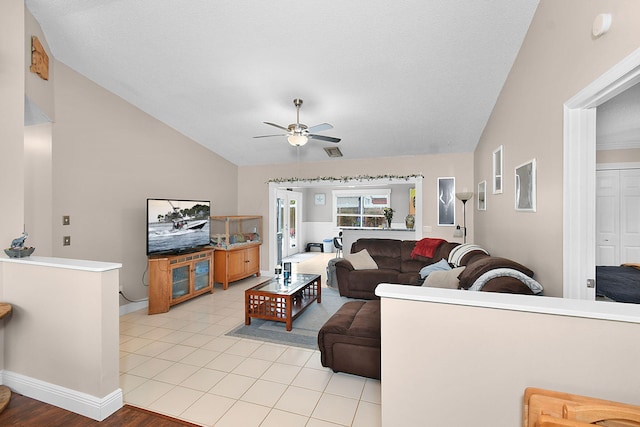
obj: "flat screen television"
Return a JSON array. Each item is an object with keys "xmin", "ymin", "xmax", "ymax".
[{"xmin": 146, "ymin": 198, "xmax": 211, "ymax": 256}]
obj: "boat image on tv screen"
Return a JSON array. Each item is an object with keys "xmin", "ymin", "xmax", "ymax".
[{"xmin": 147, "ymin": 199, "xmax": 210, "ymax": 255}]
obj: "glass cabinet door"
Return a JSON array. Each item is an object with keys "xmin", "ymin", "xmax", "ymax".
[
  {"xmin": 193, "ymin": 259, "xmax": 210, "ymax": 292},
  {"xmin": 172, "ymin": 265, "xmax": 190, "ymax": 299}
]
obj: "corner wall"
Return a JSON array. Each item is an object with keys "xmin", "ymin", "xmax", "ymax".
[
  {"xmin": 52, "ymin": 62, "xmax": 239, "ymax": 302},
  {"xmin": 473, "ymin": 0, "xmax": 640, "ymax": 296}
]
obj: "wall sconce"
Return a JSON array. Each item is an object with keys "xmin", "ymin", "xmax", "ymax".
[{"xmin": 455, "ymin": 192, "xmax": 473, "ymax": 244}]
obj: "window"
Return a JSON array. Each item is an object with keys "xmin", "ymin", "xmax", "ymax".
[{"xmin": 333, "ymin": 189, "xmax": 391, "ymax": 228}]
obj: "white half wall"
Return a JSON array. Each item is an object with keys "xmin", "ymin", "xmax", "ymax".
[{"xmin": 377, "ymin": 284, "xmax": 640, "ymax": 426}]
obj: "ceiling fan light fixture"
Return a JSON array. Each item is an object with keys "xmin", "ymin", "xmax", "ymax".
[{"xmin": 288, "ymin": 134, "xmax": 308, "ymax": 146}]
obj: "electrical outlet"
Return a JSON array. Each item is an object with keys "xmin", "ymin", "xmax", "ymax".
[
  {"xmin": 63, "ymin": 215, "xmax": 70, "ymax": 225},
  {"xmin": 63, "ymin": 236, "xmax": 71, "ymax": 246}
]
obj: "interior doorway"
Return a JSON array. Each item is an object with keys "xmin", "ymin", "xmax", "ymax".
[
  {"xmin": 563, "ymin": 47, "xmax": 640, "ymax": 300},
  {"xmin": 276, "ymin": 189, "xmax": 303, "ymax": 260}
]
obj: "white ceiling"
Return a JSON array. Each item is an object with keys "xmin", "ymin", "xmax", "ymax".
[{"xmin": 25, "ymin": 1, "xmax": 541, "ymax": 166}]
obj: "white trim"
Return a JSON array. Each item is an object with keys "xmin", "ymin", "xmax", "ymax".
[
  {"xmin": 119, "ymin": 300, "xmax": 148, "ymax": 316},
  {"xmin": 564, "ymin": 47, "xmax": 640, "ymax": 300},
  {"xmin": 268, "ymin": 177, "xmax": 423, "ymax": 273},
  {"xmin": 375, "ymin": 284, "xmax": 640, "ymax": 324},
  {"xmin": 596, "ymin": 162, "xmax": 640, "ymax": 171},
  {"xmin": 1, "ymin": 370, "xmax": 123, "ymax": 421}
]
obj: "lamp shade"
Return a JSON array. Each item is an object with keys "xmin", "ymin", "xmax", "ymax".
[
  {"xmin": 288, "ymin": 134, "xmax": 308, "ymax": 146},
  {"xmin": 455, "ymin": 191, "xmax": 474, "ymax": 202}
]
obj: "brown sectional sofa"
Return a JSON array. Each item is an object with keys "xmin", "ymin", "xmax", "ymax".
[
  {"xmin": 334, "ymin": 238, "xmax": 460, "ymax": 299},
  {"xmin": 319, "ymin": 238, "xmax": 541, "ymax": 379}
]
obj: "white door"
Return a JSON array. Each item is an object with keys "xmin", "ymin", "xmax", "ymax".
[
  {"xmin": 596, "ymin": 170, "xmax": 619, "ymax": 265},
  {"xmin": 620, "ymin": 169, "xmax": 640, "ymax": 263},
  {"xmin": 276, "ymin": 190, "xmax": 303, "ymax": 258}
]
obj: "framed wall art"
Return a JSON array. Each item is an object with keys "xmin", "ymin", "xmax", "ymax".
[
  {"xmin": 477, "ymin": 180, "xmax": 486, "ymax": 211},
  {"xmin": 515, "ymin": 159, "xmax": 536, "ymax": 212},
  {"xmin": 437, "ymin": 177, "xmax": 455, "ymax": 226},
  {"xmin": 493, "ymin": 145, "xmax": 503, "ymax": 194},
  {"xmin": 314, "ymin": 193, "xmax": 325, "ymax": 205}
]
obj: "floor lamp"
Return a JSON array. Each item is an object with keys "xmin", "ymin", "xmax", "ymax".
[{"xmin": 454, "ymin": 192, "xmax": 473, "ymax": 243}]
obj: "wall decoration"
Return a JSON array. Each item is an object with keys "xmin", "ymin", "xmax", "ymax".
[
  {"xmin": 409, "ymin": 188, "xmax": 416, "ymax": 215},
  {"xmin": 437, "ymin": 177, "xmax": 455, "ymax": 226},
  {"xmin": 478, "ymin": 180, "xmax": 487, "ymax": 211},
  {"xmin": 314, "ymin": 193, "xmax": 325, "ymax": 205},
  {"xmin": 267, "ymin": 173, "xmax": 423, "ymax": 184},
  {"xmin": 515, "ymin": 159, "xmax": 536, "ymax": 212},
  {"xmin": 493, "ymin": 145, "xmax": 503, "ymax": 194},
  {"xmin": 30, "ymin": 36, "xmax": 49, "ymax": 81}
]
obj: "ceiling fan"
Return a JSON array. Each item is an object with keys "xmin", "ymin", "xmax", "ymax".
[{"xmin": 254, "ymin": 99, "xmax": 341, "ymax": 146}]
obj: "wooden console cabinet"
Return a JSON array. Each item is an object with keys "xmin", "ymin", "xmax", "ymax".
[
  {"xmin": 148, "ymin": 248, "xmax": 214, "ymax": 314},
  {"xmin": 214, "ymin": 243, "xmax": 261, "ymax": 289}
]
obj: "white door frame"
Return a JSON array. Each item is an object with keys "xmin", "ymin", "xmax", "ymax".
[
  {"xmin": 563, "ymin": 47, "xmax": 640, "ymax": 300},
  {"xmin": 267, "ymin": 177, "xmax": 423, "ymax": 274}
]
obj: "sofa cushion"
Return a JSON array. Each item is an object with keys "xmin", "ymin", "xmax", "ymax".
[
  {"xmin": 479, "ymin": 276, "xmax": 535, "ymax": 295},
  {"xmin": 458, "ymin": 256, "xmax": 534, "ymax": 289},
  {"xmin": 422, "ymin": 266, "xmax": 465, "ymax": 289},
  {"xmin": 345, "ymin": 249, "xmax": 378, "ymax": 270},
  {"xmin": 352, "ymin": 238, "xmax": 401, "ymax": 271},
  {"xmin": 448, "ymin": 244, "xmax": 490, "ymax": 267},
  {"xmin": 400, "ymin": 240, "xmax": 459, "ymax": 274}
]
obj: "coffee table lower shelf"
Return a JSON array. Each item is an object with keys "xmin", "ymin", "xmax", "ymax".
[{"xmin": 245, "ymin": 274, "xmax": 321, "ymax": 331}]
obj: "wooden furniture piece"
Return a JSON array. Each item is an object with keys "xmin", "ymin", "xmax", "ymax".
[
  {"xmin": 210, "ymin": 215, "xmax": 262, "ymax": 289},
  {"xmin": 0, "ymin": 303, "xmax": 13, "ymax": 414},
  {"xmin": 245, "ymin": 274, "xmax": 321, "ymax": 331},
  {"xmin": 214, "ymin": 244, "xmax": 260, "ymax": 290},
  {"xmin": 148, "ymin": 248, "xmax": 214, "ymax": 314},
  {"xmin": 524, "ymin": 387, "xmax": 640, "ymax": 427}
]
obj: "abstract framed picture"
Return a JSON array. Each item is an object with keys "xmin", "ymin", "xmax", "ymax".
[
  {"xmin": 493, "ymin": 145, "xmax": 503, "ymax": 194},
  {"xmin": 515, "ymin": 159, "xmax": 536, "ymax": 212},
  {"xmin": 437, "ymin": 177, "xmax": 455, "ymax": 226},
  {"xmin": 477, "ymin": 180, "xmax": 487, "ymax": 211}
]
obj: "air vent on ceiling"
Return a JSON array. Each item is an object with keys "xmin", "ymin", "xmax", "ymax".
[{"xmin": 324, "ymin": 147, "xmax": 343, "ymax": 158}]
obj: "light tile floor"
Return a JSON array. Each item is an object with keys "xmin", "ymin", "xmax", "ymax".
[{"xmin": 120, "ymin": 252, "xmax": 381, "ymax": 427}]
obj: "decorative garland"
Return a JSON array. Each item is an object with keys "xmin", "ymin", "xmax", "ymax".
[{"xmin": 267, "ymin": 174, "xmax": 423, "ymax": 184}]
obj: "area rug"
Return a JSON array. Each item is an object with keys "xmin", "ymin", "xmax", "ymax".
[
  {"xmin": 226, "ymin": 287, "xmax": 351, "ymax": 349},
  {"xmin": 281, "ymin": 252, "xmax": 321, "ymax": 264}
]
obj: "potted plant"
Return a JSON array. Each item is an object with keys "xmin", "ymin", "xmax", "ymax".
[{"xmin": 383, "ymin": 208, "xmax": 394, "ymax": 228}]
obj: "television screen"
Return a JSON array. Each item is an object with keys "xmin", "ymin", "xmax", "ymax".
[{"xmin": 147, "ymin": 199, "xmax": 211, "ymax": 255}]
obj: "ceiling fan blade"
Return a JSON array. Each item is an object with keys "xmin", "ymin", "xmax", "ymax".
[
  {"xmin": 263, "ymin": 122, "xmax": 290, "ymax": 132},
  {"xmin": 307, "ymin": 123, "xmax": 333, "ymax": 133},
  {"xmin": 253, "ymin": 134, "xmax": 287, "ymax": 138},
  {"xmin": 308, "ymin": 134, "xmax": 341, "ymax": 143}
]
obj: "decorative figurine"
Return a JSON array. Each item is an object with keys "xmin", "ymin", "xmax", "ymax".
[{"xmin": 5, "ymin": 231, "xmax": 35, "ymax": 258}]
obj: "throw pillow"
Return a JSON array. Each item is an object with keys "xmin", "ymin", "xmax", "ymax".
[
  {"xmin": 419, "ymin": 258, "xmax": 451, "ymax": 279},
  {"xmin": 345, "ymin": 249, "xmax": 378, "ymax": 270},
  {"xmin": 423, "ymin": 266, "xmax": 465, "ymax": 289}
]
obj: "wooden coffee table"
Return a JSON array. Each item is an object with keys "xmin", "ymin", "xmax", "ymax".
[{"xmin": 245, "ymin": 273, "xmax": 321, "ymax": 331}]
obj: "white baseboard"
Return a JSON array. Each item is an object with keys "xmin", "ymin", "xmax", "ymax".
[
  {"xmin": 1, "ymin": 370, "xmax": 122, "ymax": 421},
  {"xmin": 119, "ymin": 300, "xmax": 148, "ymax": 316}
]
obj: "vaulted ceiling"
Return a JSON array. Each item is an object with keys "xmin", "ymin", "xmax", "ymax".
[{"xmin": 26, "ymin": 1, "xmax": 541, "ymax": 166}]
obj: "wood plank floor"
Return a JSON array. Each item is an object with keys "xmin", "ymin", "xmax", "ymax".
[{"xmin": 0, "ymin": 393, "xmax": 201, "ymax": 426}]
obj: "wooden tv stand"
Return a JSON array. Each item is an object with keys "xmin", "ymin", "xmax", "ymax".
[{"xmin": 148, "ymin": 248, "xmax": 214, "ymax": 314}]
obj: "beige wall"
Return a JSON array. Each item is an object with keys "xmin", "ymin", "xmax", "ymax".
[
  {"xmin": 238, "ymin": 153, "xmax": 474, "ymax": 267},
  {"xmin": 474, "ymin": 0, "xmax": 640, "ymax": 297},
  {"xmin": 597, "ymin": 148, "xmax": 640, "ymax": 164},
  {"xmin": 0, "ymin": 0, "xmax": 25, "ymax": 376},
  {"xmin": 51, "ymin": 62, "xmax": 239, "ymax": 302}
]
